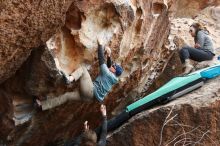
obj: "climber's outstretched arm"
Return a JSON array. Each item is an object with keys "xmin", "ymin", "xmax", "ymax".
[
  {"xmin": 97, "ymin": 43, "xmax": 105, "ymax": 66},
  {"xmin": 97, "ymin": 41, "xmax": 113, "ymax": 76},
  {"xmin": 107, "ymin": 56, "xmax": 112, "ymax": 68}
]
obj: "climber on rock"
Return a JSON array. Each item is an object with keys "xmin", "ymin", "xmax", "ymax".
[
  {"xmin": 35, "ymin": 39, "xmax": 123, "ymax": 110},
  {"xmin": 179, "ymin": 22, "xmax": 215, "ymax": 74}
]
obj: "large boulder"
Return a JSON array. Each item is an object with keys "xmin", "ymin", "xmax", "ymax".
[
  {"xmin": 0, "ymin": 0, "xmax": 73, "ymax": 84},
  {"xmin": 108, "ymin": 76, "xmax": 220, "ymax": 146},
  {"xmin": 1, "ymin": 0, "xmax": 173, "ymax": 145},
  {"xmin": 0, "ymin": 0, "xmax": 219, "ymax": 146},
  {"xmin": 107, "ymin": 2, "xmax": 220, "ymax": 146}
]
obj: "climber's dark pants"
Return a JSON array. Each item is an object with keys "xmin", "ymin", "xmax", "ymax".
[{"xmin": 179, "ymin": 46, "xmax": 214, "ymax": 64}]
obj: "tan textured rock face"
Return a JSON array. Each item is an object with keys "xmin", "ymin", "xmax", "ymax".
[
  {"xmin": 0, "ymin": 0, "xmax": 172, "ymax": 145},
  {"xmin": 0, "ymin": 0, "xmax": 73, "ymax": 84},
  {"xmin": 173, "ymin": 0, "xmax": 220, "ymax": 17},
  {"xmin": 107, "ymin": 1, "xmax": 220, "ymax": 146},
  {"xmin": 0, "ymin": 0, "xmax": 219, "ymax": 146}
]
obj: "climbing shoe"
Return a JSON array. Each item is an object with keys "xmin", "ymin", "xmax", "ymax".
[
  {"xmin": 183, "ymin": 59, "xmax": 194, "ymax": 74},
  {"xmin": 60, "ymin": 71, "xmax": 71, "ymax": 84}
]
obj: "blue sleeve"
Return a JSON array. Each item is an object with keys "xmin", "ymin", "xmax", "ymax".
[
  {"xmin": 100, "ymin": 64, "xmax": 110, "ymax": 75},
  {"xmin": 196, "ymin": 31, "xmax": 205, "ymax": 48}
]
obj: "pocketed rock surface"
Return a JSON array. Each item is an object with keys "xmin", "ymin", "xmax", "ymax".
[
  {"xmin": 107, "ymin": 3, "xmax": 220, "ymax": 146},
  {"xmin": 0, "ymin": 0, "xmax": 219, "ymax": 146}
]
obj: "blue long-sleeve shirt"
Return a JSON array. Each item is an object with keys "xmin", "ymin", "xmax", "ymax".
[{"xmin": 93, "ymin": 44, "xmax": 118, "ymax": 102}]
